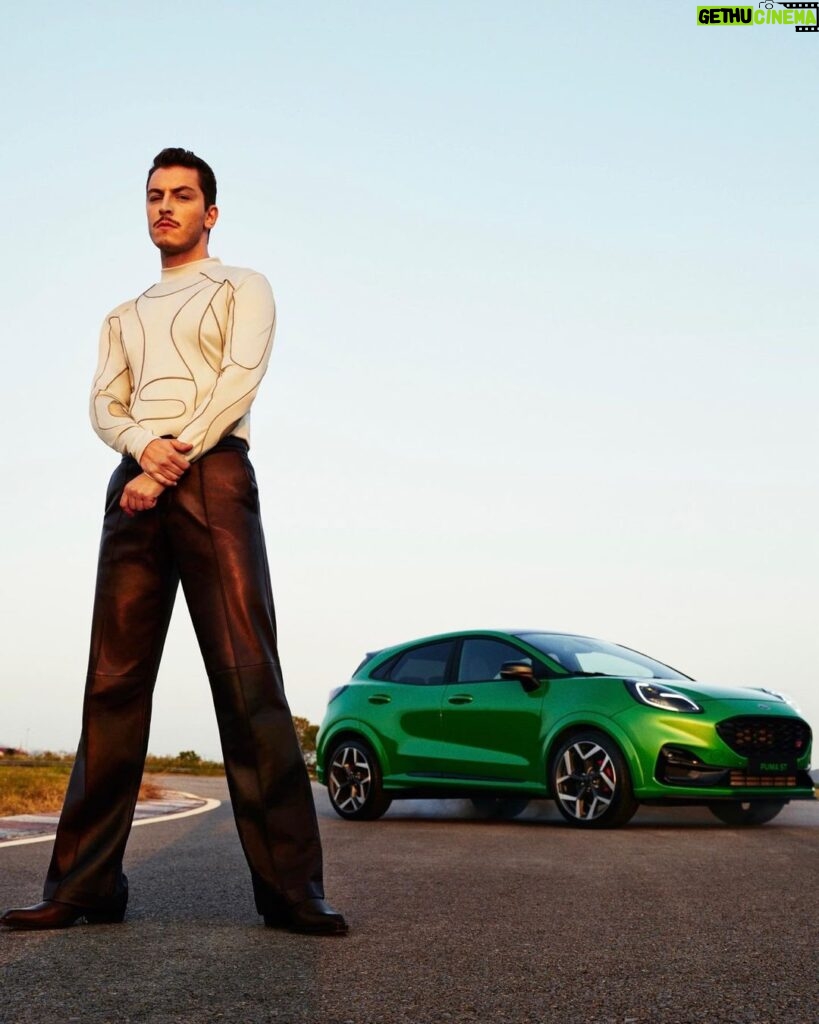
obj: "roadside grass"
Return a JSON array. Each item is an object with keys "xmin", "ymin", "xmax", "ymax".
[
  {"xmin": 0, "ymin": 764, "xmax": 166, "ymax": 817},
  {"xmin": 0, "ymin": 732, "xmax": 318, "ymax": 815},
  {"xmin": 144, "ymin": 754, "xmax": 226, "ymax": 776}
]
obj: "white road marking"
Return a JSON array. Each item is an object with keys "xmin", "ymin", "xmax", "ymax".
[{"xmin": 0, "ymin": 793, "xmax": 221, "ymax": 849}]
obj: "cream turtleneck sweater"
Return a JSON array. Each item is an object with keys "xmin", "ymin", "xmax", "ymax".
[{"xmin": 90, "ymin": 257, "xmax": 276, "ymax": 462}]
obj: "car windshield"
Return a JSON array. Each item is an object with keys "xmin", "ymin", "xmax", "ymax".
[{"xmin": 515, "ymin": 633, "xmax": 690, "ymax": 681}]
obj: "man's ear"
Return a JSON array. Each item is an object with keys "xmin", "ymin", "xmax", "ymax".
[{"xmin": 205, "ymin": 205, "xmax": 219, "ymax": 230}]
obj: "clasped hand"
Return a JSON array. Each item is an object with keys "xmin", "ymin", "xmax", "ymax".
[
  {"xmin": 120, "ymin": 473, "xmax": 165, "ymax": 517},
  {"xmin": 140, "ymin": 438, "xmax": 193, "ymax": 486},
  {"xmin": 121, "ymin": 438, "xmax": 194, "ymax": 517}
]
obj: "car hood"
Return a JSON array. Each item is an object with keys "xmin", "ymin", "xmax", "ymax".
[{"xmin": 661, "ymin": 679, "xmax": 796, "ymax": 709}]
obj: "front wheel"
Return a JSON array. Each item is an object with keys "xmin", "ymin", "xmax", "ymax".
[
  {"xmin": 550, "ymin": 730, "xmax": 638, "ymax": 828},
  {"xmin": 326, "ymin": 739, "xmax": 392, "ymax": 821},
  {"xmin": 707, "ymin": 800, "xmax": 786, "ymax": 827}
]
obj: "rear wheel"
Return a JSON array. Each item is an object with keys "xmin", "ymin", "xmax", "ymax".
[
  {"xmin": 470, "ymin": 797, "xmax": 530, "ymax": 820},
  {"xmin": 326, "ymin": 739, "xmax": 392, "ymax": 821},
  {"xmin": 550, "ymin": 730, "xmax": 638, "ymax": 828},
  {"xmin": 707, "ymin": 800, "xmax": 786, "ymax": 826}
]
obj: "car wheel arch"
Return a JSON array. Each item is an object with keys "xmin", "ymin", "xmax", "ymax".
[
  {"xmin": 320, "ymin": 725, "xmax": 390, "ymax": 779},
  {"xmin": 543, "ymin": 717, "xmax": 646, "ymax": 793}
]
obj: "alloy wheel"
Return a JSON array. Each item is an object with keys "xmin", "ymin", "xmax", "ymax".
[
  {"xmin": 470, "ymin": 797, "xmax": 530, "ymax": 820},
  {"xmin": 550, "ymin": 730, "xmax": 637, "ymax": 827},
  {"xmin": 554, "ymin": 739, "xmax": 617, "ymax": 822},
  {"xmin": 328, "ymin": 744, "xmax": 373, "ymax": 815},
  {"xmin": 707, "ymin": 799, "xmax": 786, "ymax": 826},
  {"xmin": 325, "ymin": 738, "xmax": 392, "ymax": 820}
]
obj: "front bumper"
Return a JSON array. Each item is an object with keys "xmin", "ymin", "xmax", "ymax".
[
  {"xmin": 616, "ymin": 703, "xmax": 814, "ymax": 800},
  {"xmin": 656, "ymin": 744, "xmax": 815, "ymax": 797}
]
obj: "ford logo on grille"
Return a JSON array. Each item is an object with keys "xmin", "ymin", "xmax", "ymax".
[{"xmin": 757, "ymin": 703, "xmax": 771, "ymax": 710}]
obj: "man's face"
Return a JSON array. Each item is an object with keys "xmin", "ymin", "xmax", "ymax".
[{"xmin": 146, "ymin": 165, "xmax": 218, "ymax": 256}]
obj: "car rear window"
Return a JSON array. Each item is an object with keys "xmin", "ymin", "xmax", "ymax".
[{"xmin": 371, "ymin": 641, "xmax": 454, "ymax": 685}]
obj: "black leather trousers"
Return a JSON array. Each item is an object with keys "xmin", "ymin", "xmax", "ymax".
[{"xmin": 43, "ymin": 438, "xmax": 324, "ymax": 912}]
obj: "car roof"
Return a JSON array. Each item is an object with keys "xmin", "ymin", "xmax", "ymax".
[{"xmin": 362, "ymin": 628, "xmax": 592, "ymax": 661}]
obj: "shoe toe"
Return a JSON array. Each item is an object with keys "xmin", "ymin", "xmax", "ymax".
[{"xmin": 264, "ymin": 898, "xmax": 348, "ymax": 935}]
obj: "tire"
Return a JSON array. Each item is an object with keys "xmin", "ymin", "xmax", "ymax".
[
  {"xmin": 707, "ymin": 800, "xmax": 786, "ymax": 827},
  {"xmin": 550, "ymin": 730, "xmax": 638, "ymax": 828},
  {"xmin": 326, "ymin": 739, "xmax": 392, "ymax": 821},
  {"xmin": 470, "ymin": 797, "xmax": 530, "ymax": 820}
]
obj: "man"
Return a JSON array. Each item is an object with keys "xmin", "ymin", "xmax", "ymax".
[{"xmin": 1, "ymin": 148, "xmax": 347, "ymax": 936}]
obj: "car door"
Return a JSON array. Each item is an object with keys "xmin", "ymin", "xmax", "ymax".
[
  {"xmin": 440, "ymin": 637, "xmax": 546, "ymax": 783},
  {"xmin": 360, "ymin": 639, "xmax": 454, "ymax": 778}
]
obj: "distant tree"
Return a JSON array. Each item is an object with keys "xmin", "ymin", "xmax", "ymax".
[
  {"xmin": 291, "ymin": 717, "xmax": 319, "ymax": 753},
  {"xmin": 177, "ymin": 750, "xmax": 202, "ymax": 765}
]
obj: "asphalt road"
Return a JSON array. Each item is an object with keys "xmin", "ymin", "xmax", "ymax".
[{"xmin": 1, "ymin": 778, "xmax": 817, "ymax": 1024}]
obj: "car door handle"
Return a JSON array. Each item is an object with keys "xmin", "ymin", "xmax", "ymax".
[
  {"xmin": 368, "ymin": 694, "xmax": 391, "ymax": 705},
  {"xmin": 447, "ymin": 694, "xmax": 474, "ymax": 705}
]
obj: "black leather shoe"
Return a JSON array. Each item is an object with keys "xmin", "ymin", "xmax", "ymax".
[
  {"xmin": 0, "ymin": 900, "xmax": 126, "ymax": 931},
  {"xmin": 263, "ymin": 898, "xmax": 348, "ymax": 936}
]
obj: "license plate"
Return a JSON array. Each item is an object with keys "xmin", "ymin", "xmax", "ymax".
[{"xmin": 748, "ymin": 756, "xmax": 797, "ymax": 774}]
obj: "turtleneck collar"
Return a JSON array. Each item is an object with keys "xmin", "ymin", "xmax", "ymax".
[{"xmin": 160, "ymin": 257, "xmax": 222, "ymax": 282}]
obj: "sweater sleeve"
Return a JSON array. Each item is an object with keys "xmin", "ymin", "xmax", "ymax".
[
  {"xmin": 89, "ymin": 311, "xmax": 160, "ymax": 463},
  {"xmin": 175, "ymin": 272, "xmax": 276, "ymax": 459}
]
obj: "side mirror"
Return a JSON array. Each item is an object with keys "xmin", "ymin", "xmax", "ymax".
[{"xmin": 499, "ymin": 661, "xmax": 540, "ymax": 693}]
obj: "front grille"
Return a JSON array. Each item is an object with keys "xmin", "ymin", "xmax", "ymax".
[{"xmin": 716, "ymin": 716, "xmax": 810, "ymax": 757}]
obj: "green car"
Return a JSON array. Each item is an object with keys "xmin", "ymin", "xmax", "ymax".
[{"xmin": 316, "ymin": 630, "xmax": 814, "ymax": 828}]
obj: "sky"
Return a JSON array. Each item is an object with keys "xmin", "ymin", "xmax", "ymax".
[{"xmin": 1, "ymin": 2, "xmax": 817, "ymax": 761}]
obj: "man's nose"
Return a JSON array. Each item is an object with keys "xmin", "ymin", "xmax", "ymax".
[{"xmin": 159, "ymin": 193, "xmax": 174, "ymax": 213}]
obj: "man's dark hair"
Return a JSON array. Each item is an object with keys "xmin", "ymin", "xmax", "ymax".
[{"xmin": 146, "ymin": 148, "xmax": 217, "ymax": 208}]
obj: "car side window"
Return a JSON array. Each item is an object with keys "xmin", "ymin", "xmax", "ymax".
[
  {"xmin": 384, "ymin": 641, "xmax": 454, "ymax": 685},
  {"xmin": 458, "ymin": 639, "xmax": 532, "ymax": 683}
]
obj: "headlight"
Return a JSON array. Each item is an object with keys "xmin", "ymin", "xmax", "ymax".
[{"xmin": 625, "ymin": 680, "xmax": 703, "ymax": 714}]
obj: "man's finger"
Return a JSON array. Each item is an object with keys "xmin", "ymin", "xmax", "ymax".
[
  {"xmin": 140, "ymin": 439, "xmax": 190, "ymax": 478},
  {"xmin": 152, "ymin": 458, "xmax": 185, "ymax": 478},
  {"xmin": 148, "ymin": 470, "xmax": 177, "ymax": 487}
]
